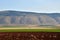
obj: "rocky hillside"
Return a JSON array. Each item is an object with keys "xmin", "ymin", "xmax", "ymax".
[{"xmin": 0, "ymin": 10, "xmax": 60, "ymax": 26}]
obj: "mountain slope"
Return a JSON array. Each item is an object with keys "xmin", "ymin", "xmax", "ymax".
[{"xmin": 0, "ymin": 10, "xmax": 60, "ymax": 26}]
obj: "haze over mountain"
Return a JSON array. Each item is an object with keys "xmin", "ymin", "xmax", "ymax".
[{"xmin": 0, "ymin": 10, "xmax": 60, "ymax": 26}]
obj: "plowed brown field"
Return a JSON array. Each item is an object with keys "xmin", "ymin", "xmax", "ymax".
[{"xmin": 0, "ymin": 32, "xmax": 59, "ymax": 40}]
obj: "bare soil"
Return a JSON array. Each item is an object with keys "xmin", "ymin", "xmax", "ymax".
[{"xmin": 0, "ymin": 32, "xmax": 59, "ymax": 40}]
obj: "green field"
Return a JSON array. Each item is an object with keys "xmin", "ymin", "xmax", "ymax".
[
  {"xmin": 0, "ymin": 29, "xmax": 60, "ymax": 32},
  {"xmin": 0, "ymin": 26, "xmax": 60, "ymax": 32}
]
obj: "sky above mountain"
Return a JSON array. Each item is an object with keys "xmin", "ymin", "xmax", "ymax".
[{"xmin": 0, "ymin": 0, "xmax": 60, "ymax": 13}]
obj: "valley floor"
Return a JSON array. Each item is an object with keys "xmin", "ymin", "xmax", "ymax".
[
  {"xmin": 0, "ymin": 26, "xmax": 59, "ymax": 32},
  {"xmin": 0, "ymin": 26, "xmax": 58, "ymax": 30}
]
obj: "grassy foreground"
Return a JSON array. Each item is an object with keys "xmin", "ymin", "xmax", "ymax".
[{"xmin": 0, "ymin": 29, "xmax": 60, "ymax": 32}]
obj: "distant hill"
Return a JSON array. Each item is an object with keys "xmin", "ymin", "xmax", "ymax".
[{"xmin": 0, "ymin": 10, "xmax": 60, "ymax": 26}]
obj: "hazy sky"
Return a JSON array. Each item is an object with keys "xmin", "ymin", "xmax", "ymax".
[{"xmin": 0, "ymin": 0, "xmax": 60, "ymax": 13}]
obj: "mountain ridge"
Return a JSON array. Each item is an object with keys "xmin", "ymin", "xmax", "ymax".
[{"xmin": 0, "ymin": 10, "xmax": 60, "ymax": 26}]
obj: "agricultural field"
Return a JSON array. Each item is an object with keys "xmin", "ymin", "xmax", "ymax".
[{"xmin": 0, "ymin": 26, "xmax": 60, "ymax": 32}]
